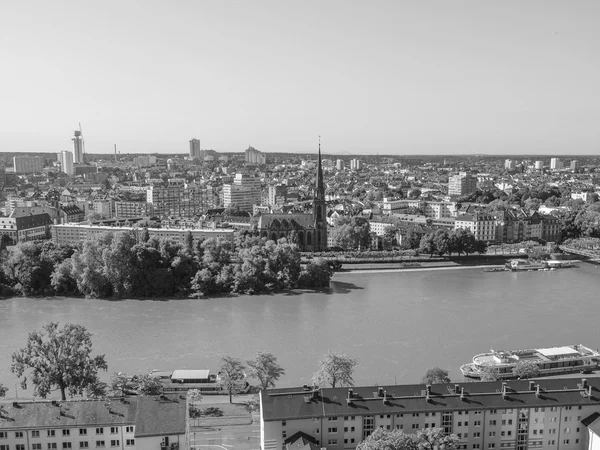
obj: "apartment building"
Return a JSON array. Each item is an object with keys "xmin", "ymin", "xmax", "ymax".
[
  {"xmin": 147, "ymin": 185, "xmax": 214, "ymax": 219},
  {"xmin": 245, "ymin": 146, "xmax": 266, "ymax": 164},
  {"xmin": 13, "ymin": 156, "xmax": 43, "ymax": 174},
  {"xmin": 0, "ymin": 211, "xmax": 52, "ymax": 245},
  {"xmin": 260, "ymin": 378, "xmax": 600, "ymax": 450},
  {"xmin": 222, "ymin": 174, "xmax": 261, "ymax": 212},
  {"xmin": 114, "ymin": 201, "xmax": 154, "ymax": 219},
  {"xmin": 448, "ymin": 172, "xmax": 477, "ymax": 197},
  {"xmin": 455, "ymin": 212, "xmax": 497, "ymax": 242},
  {"xmin": 51, "ymin": 223, "xmax": 235, "ymax": 246},
  {"xmin": 0, "ymin": 395, "xmax": 185, "ymax": 450}
]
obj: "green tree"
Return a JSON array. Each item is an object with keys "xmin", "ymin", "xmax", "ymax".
[
  {"xmin": 247, "ymin": 351, "xmax": 286, "ymax": 390},
  {"xmin": 331, "ymin": 216, "xmax": 371, "ymax": 250},
  {"xmin": 421, "ymin": 367, "xmax": 451, "ymax": 384},
  {"xmin": 0, "ymin": 383, "xmax": 7, "ymax": 397},
  {"xmin": 513, "ymin": 360, "xmax": 540, "ymax": 379},
  {"xmin": 311, "ymin": 351, "xmax": 357, "ymax": 388},
  {"xmin": 218, "ymin": 356, "xmax": 246, "ymax": 403},
  {"xmin": 109, "ymin": 373, "xmax": 136, "ymax": 397},
  {"xmin": 478, "ymin": 362, "xmax": 501, "ymax": 382},
  {"xmin": 298, "ymin": 258, "xmax": 332, "ymax": 288},
  {"xmin": 357, "ymin": 427, "xmax": 419, "ymax": 450},
  {"xmin": 415, "ymin": 427, "xmax": 459, "ymax": 450},
  {"xmin": 135, "ymin": 374, "xmax": 163, "ymax": 395},
  {"xmin": 11, "ymin": 322, "xmax": 108, "ymax": 400}
]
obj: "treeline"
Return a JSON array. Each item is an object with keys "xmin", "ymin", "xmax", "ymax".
[
  {"xmin": 416, "ymin": 228, "xmax": 487, "ymax": 257},
  {"xmin": 0, "ymin": 232, "xmax": 332, "ymax": 299}
]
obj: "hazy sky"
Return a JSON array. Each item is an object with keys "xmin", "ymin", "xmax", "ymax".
[{"xmin": 1, "ymin": 1, "xmax": 599, "ymax": 155}]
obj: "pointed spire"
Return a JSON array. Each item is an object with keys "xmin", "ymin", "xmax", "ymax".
[{"xmin": 316, "ymin": 136, "xmax": 324, "ymax": 198}]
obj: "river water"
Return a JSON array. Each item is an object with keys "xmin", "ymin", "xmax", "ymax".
[{"xmin": 1, "ymin": 264, "xmax": 599, "ymax": 398}]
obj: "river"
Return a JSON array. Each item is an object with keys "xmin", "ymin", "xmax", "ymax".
[{"xmin": 1, "ymin": 264, "xmax": 599, "ymax": 398}]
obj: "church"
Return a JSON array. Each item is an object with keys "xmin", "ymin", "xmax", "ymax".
[{"xmin": 256, "ymin": 144, "xmax": 328, "ymax": 251}]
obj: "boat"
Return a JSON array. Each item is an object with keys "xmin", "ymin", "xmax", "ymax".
[
  {"xmin": 505, "ymin": 259, "xmax": 548, "ymax": 271},
  {"xmin": 461, "ymin": 344, "xmax": 600, "ymax": 379},
  {"xmin": 149, "ymin": 369, "xmax": 250, "ymax": 394}
]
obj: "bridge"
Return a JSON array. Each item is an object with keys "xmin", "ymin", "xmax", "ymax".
[{"xmin": 559, "ymin": 246, "xmax": 600, "ymax": 263}]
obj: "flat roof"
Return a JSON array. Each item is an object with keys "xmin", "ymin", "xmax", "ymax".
[
  {"xmin": 171, "ymin": 369, "xmax": 210, "ymax": 379},
  {"xmin": 537, "ymin": 346, "xmax": 579, "ymax": 357}
]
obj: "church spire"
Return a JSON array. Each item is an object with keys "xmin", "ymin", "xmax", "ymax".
[{"xmin": 316, "ymin": 136, "xmax": 324, "ymax": 199}]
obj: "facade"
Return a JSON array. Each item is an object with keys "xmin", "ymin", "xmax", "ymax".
[
  {"xmin": 189, "ymin": 138, "xmax": 201, "ymax": 159},
  {"xmin": 13, "ymin": 156, "xmax": 43, "ymax": 174},
  {"xmin": 72, "ymin": 130, "xmax": 84, "ymax": 164},
  {"xmin": 268, "ymin": 185, "xmax": 288, "ymax": 206},
  {"xmin": 571, "ymin": 160, "xmax": 580, "ymax": 173},
  {"xmin": 147, "ymin": 185, "xmax": 215, "ymax": 219},
  {"xmin": 93, "ymin": 199, "xmax": 113, "ymax": 218},
  {"xmin": 59, "ymin": 205, "xmax": 85, "ymax": 223},
  {"xmin": 550, "ymin": 158, "xmax": 562, "ymax": 171},
  {"xmin": 0, "ymin": 395, "xmax": 185, "ymax": 450},
  {"xmin": 260, "ymin": 378, "xmax": 600, "ymax": 450},
  {"xmin": 336, "ymin": 159, "xmax": 345, "ymax": 171},
  {"xmin": 132, "ymin": 155, "xmax": 157, "ymax": 167},
  {"xmin": 114, "ymin": 201, "xmax": 154, "ymax": 219},
  {"xmin": 350, "ymin": 159, "xmax": 362, "ymax": 170},
  {"xmin": 535, "ymin": 161, "xmax": 544, "ymax": 170},
  {"xmin": 52, "ymin": 223, "xmax": 235, "ymax": 246},
  {"xmin": 541, "ymin": 214, "xmax": 561, "ymax": 242},
  {"xmin": 455, "ymin": 211, "xmax": 497, "ymax": 242},
  {"xmin": 0, "ymin": 211, "xmax": 52, "ymax": 244},
  {"xmin": 61, "ymin": 150, "xmax": 74, "ymax": 175},
  {"xmin": 222, "ymin": 174, "xmax": 261, "ymax": 212},
  {"xmin": 448, "ymin": 172, "xmax": 477, "ymax": 197},
  {"xmin": 245, "ymin": 146, "xmax": 267, "ymax": 164}
]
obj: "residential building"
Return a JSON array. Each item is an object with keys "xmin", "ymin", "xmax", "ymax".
[
  {"xmin": 350, "ymin": 159, "xmax": 362, "ymax": 170},
  {"xmin": 75, "ymin": 164, "xmax": 98, "ymax": 176},
  {"xmin": 59, "ymin": 205, "xmax": 85, "ymax": 223},
  {"xmin": 572, "ymin": 192, "xmax": 593, "ymax": 203},
  {"xmin": 0, "ymin": 395, "xmax": 186, "ymax": 450},
  {"xmin": 267, "ymin": 185, "xmax": 288, "ymax": 206},
  {"xmin": 114, "ymin": 201, "xmax": 154, "ymax": 219},
  {"xmin": 550, "ymin": 158, "xmax": 562, "ymax": 170},
  {"xmin": 455, "ymin": 211, "xmax": 496, "ymax": 242},
  {"xmin": 571, "ymin": 160, "xmax": 580, "ymax": 173},
  {"xmin": 60, "ymin": 150, "xmax": 74, "ymax": 175},
  {"xmin": 245, "ymin": 146, "xmax": 266, "ymax": 164},
  {"xmin": 133, "ymin": 155, "xmax": 157, "ymax": 167},
  {"xmin": 535, "ymin": 161, "xmax": 544, "ymax": 170},
  {"xmin": 336, "ymin": 159, "xmax": 345, "ymax": 171},
  {"xmin": 541, "ymin": 214, "xmax": 561, "ymax": 242},
  {"xmin": 13, "ymin": 156, "xmax": 44, "ymax": 174},
  {"xmin": 147, "ymin": 185, "xmax": 215, "ymax": 219},
  {"xmin": 260, "ymin": 377, "xmax": 600, "ymax": 450},
  {"xmin": 72, "ymin": 130, "xmax": 84, "ymax": 163},
  {"xmin": 52, "ymin": 223, "xmax": 235, "ymax": 246},
  {"xmin": 222, "ymin": 174, "xmax": 261, "ymax": 212},
  {"xmin": 93, "ymin": 199, "xmax": 113, "ymax": 218},
  {"xmin": 504, "ymin": 159, "xmax": 516, "ymax": 170},
  {"xmin": 448, "ymin": 172, "xmax": 477, "ymax": 196},
  {"xmin": 190, "ymin": 138, "xmax": 201, "ymax": 159}
]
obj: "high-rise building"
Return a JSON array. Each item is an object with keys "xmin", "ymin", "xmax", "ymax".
[
  {"xmin": 504, "ymin": 159, "xmax": 516, "ymax": 170},
  {"xmin": 448, "ymin": 172, "xmax": 477, "ymax": 196},
  {"xmin": 535, "ymin": 161, "xmax": 544, "ymax": 170},
  {"xmin": 72, "ymin": 130, "xmax": 84, "ymax": 164},
  {"xmin": 13, "ymin": 156, "xmax": 44, "ymax": 173},
  {"xmin": 189, "ymin": 138, "xmax": 201, "ymax": 159},
  {"xmin": 571, "ymin": 160, "xmax": 579, "ymax": 173},
  {"xmin": 60, "ymin": 150, "xmax": 74, "ymax": 175},
  {"xmin": 336, "ymin": 159, "xmax": 345, "ymax": 171},
  {"xmin": 245, "ymin": 146, "xmax": 266, "ymax": 164},
  {"xmin": 147, "ymin": 184, "xmax": 215, "ymax": 219},
  {"xmin": 350, "ymin": 159, "xmax": 362, "ymax": 170},
  {"xmin": 550, "ymin": 158, "xmax": 562, "ymax": 170},
  {"xmin": 222, "ymin": 174, "xmax": 261, "ymax": 211},
  {"xmin": 267, "ymin": 184, "xmax": 288, "ymax": 206}
]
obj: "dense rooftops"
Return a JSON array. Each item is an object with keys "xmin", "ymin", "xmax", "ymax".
[{"xmin": 260, "ymin": 378, "xmax": 600, "ymax": 421}]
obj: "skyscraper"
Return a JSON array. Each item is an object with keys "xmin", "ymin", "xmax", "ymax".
[
  {"xmin": 60, "ymin": 151, "xmax": 74, "ymax": 176},
  {"xmin": 189, "ymin": 138, "xmax": 201, "ymax": 159},
  {"xmin": 72, "ymin": 130, "xmax": 84, "ymax": 164}
]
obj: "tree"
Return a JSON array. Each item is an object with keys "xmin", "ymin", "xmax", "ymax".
[
  {"xmin": 11, "ymin": 322, "xmax": 108, "ymax": 400},
  {"xmin": 421, "ymin": 367, "xmax": 451, "ymax": 384},
  {"xmin": 218, "ymin": 356, "xmax": 246, "ymax": 403},
  {"xmin": 357, "ymin": 427, "xmax": 458, "ymax": 450},
  {"xmin": 415, "ymin": 428, "xmax": 459, "ymax": 450},
  {"xmin": 247, "ymin": 351, "xmax": 285, "ymax": 390},
  {"xmin": 135, "ymin": 374, "xmax": 163, "ymax": 395},
  {"xmin": 513, "ymin": 360, "xmax": 540, "ymax": 379},
  {"xmin": 478, "ymin": 362, "xmax": 501, "ymax": 382},
  {"xmin": 311, "ymin": 351, "xmax": 357, "ymax": 388},
  {"xmin": 0, "ymin": 383, "xmax": 7, "ymax": 397}
]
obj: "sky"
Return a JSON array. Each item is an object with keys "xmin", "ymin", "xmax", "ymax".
[{"xmin": 1, "ymin": 0, "xmax": 599, "ymax": 155}]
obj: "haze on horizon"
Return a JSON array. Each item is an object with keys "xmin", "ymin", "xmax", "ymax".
[{"xmin": 1, "ymin": 0, "xmax": 599, "ymax": 156}]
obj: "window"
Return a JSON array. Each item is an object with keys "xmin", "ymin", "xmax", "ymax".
[
  {"xmin": 564, "ymin": 428, "xmax": 571, "ymax": 434},
  {"xmin": 0, "ymin": 445, "xmax": 9, "ymax": 450},
  {"xmin": 489, "ymin": 432, "xmax": 496, "ymax": 437},
  {"xmin": 282, "ymin": 432, "xmax": 286, "ymax": 439},
  {"xmin": 488, "ymin": 445, "xmax": 495, "ymax": 449},
  {"xmin": 80, "ymin": 429, "xmax": 88, "ymax": 436},
  {"xmin": 380, "ymin": 415, "xmax": 384, "ymax": 419},
  {"xmin": 48, "ymin": 445, "xmax": 58, "ymax": 450},
  {"xmin": 508, "ymin": 419, "xmax": 513, "ymax": 425},
  {"xmin": 16, "ymin": 446, "xmax": 25, "ymax": 450},
  {"xmin": 465, "ymin": 421, "xmax": 469, "ymax": 426},
  {"xmin": 80, "ymin": 444, "xmax": 89, "ymax": 449},
  {"xmin": 458, "ymin": 422, "xmax": 462, "ymax": 426},
  {"xmin": 63, "ymin": 430, "xmax": 71, "ymax": 436},
  {"xmin": 31, "ymin": 430, "xmax": 40, "ymax": 438},
  {"xmin": 96, "ymin": 442, "xmax": 105, "ymax": 448},
  {"xmin": 490, "ymin": 420, "xmax": 496, "ymax": 426},
  {"xmin": 490, "ymin": 409, "xmax": 497, "ymax": 414},
  {"xmin": 473, "ymin": 446, "xmax": 480, "ymax": 449},
  {"xmin": 15, "ymin": 432, "xmax": 24, "ymax": 438},
  {"xmin": 328, "ymin": 417, "xmax": 338, "ymax": 421},
  {"xmin": 474, "ymin": 421, "xmax": 481, "ymax": 427},
  {"xmin": 563, "ymin": 440, "xmax": 570, "ymax": 445},
  {"xmin": 344, "ymin": 427, "xmax": 348, "ymax": 432},
  {"xmin": 0, "ymin": 432, "xmax": 5, "ymax": 438},
  {"xmin": 501, "ymin": 432, "xmax": 505, "ymax": 437},
  {"xmin": 564, "ymin": 417, "xmax": 570, "ymax": 422},
  {"xmin": 125, "ymin": 441, "xmax": 134, "ymax": 447},
  {"xmin": 327, "ymin": 440, "xmax": 338, "ymax": 445},
  {"xmin": 315, "ymin": 429, "xmax": 319, "ymax": 434},
  {"xmin": 282, "ymin": 421, "xmax": 287, "ymax": 426},
  {"xmin": 473, "ymin": 433, "xmax": 481, "ymax": 438},
  {"xmin": 565, "ymin": 406, "xmax": 572, "ymax": 410},
  {"xmin": 96, "ymin": 429, "xmax": 104, "ymax": 435},
  {"xmin": 413, "ymin": 413, "xmax": 420, "ymax": 417},
  {"xmin": 351, "ymin": 427, "xmax": 355, "ymax": 432},
  {"xmin": 412, "ymin": 424, "xmax": 419, "ymax": 429},
  {"xmin": 351, "ymin": 439, "xmax": 355, "ymax": 444},
  {"xmin": 328, "ymin": 428, "xmax": 337, "ymax": 433},
  {"xmin": 125, "ymin": 427, "xmax": 134, "ymax": 433},
  {"xmin": 63, "ymin": 444, "xmax": 72, "ymax": 449},
  {"xmin": 33, "ymin": 445, "xmax": 43, "ymax": 450},
  {"xmin": 110, "ymin": 441, "xmax": 119, "ymax": 448}
]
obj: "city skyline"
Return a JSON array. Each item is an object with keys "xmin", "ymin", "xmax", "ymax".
[{"xmin": 2, "ymin": 1, "xmax": 600, "ymax": 155}]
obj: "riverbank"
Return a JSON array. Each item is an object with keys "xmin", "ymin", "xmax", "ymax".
[
  {"xmin": 337, "ymin": 263, "xmax": 505, "ymax": 274},
  {"xmin": 336, "ymin": 255, "xmax": 512, "ymax": 273}
]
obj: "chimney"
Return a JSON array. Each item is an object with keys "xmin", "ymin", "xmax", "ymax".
[
  {"xmin": 460, "ymin": 387, "xmax": 466, "ymax": 401},
  {"xmin": 535, "ymin": 385, "xmax": 541, "ymax": 397},
  {"xmin": 582, "ymin": 379, "xmax": 588, "ymax": 388},
  {"xmin": 502, "ymin": 384, "xmax": 507, "ymax": 397},
  {"xmin": 588, "ymin": 385, "xmax": 593, "ymax": 397},
  {"xmin": 383, "ymin": 391, "xmax": 387, "ymax": 404}
]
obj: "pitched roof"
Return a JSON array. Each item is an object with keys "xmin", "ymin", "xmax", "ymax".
[
  {"xmin": 285, "ymin": 431, "xmax": 320, "ymax": 450},
  {"xmin": 261, "ymin": 378, "xmax": 600, "ymax": 422},
  {"xmin": 134, "ymin": 395, "xmax": 186, "ymax": 437}
]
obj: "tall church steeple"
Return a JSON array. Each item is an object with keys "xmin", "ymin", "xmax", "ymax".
[{"xmin": 313, "ymin": 136, "xmax": 327, "ymax": 251}]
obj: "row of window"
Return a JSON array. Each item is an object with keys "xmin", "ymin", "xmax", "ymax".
[
  {"xmin": 0, "ymin": 442, "xmax": 132, "ymax": 450},
  {"xmin": 0, "ymin": 427, "xmax": 133, "ymax": 439}
]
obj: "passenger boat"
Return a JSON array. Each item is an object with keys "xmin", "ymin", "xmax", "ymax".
[
  {"xmin": 150, "ymin": 369, "xmax": 250, "ymax": 394},
  {"xmin": 460, "ymin": 345, "xmax": 600, "ymax": 379}
]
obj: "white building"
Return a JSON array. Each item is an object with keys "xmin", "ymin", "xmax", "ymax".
[
  {"xmin": 60, "ymin": 150, "xmax": 74, "ymax": 175},
  {"xmin": 222, "ymin": 173, "xmax": 261, "ymax": 212},
  {"xmin": 72, "ymin": 130, "xmax": 84, "ymax": 164},
  {"xmin": 535, "ymin": 161, "xmax": 544, "ymax": 170},
  {"xmin": 336, "ymin": 159, "xmax": 345, "ymax": 171},
  {"xmin": 189, "ymin": 138, "xmax": 201, "ymax": 159},
  {"xmin": 13, "ymin": 156, "xmax": 43, "ymax": 174},
  {"xmin": 245, "ymin": 146, "xmax": 266, "ymax": 164},
  {"xmin": 350, "ymin": 159, "xmax": 362, "ymax": 170},
  {"xmin": 550, "ymin": 158, "xmax": 563, "ymax": 170},
  {"xmin": 454, "ymin": 211, "xmax": 496, "ymax": 241}
]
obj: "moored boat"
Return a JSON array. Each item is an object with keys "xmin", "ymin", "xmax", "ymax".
[{"xmin": 460, "ymin": 344, "xmax": 600, "ymax": 379}]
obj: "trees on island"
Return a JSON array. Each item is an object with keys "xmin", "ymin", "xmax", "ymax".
[
  {"xmin": 11, "ymin": 322, "xmax": 108, "ymax": 401},
  {"xmin": 311, "ymin": 351, "xmax": 357, "ymax": 388},
  {"xmin": 0, "ymin": 231, "xmax": 333, "ymax": 299},
  {"xmin": 419, "ymin": 229, "xmax": 487, "ymax": 257}
]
